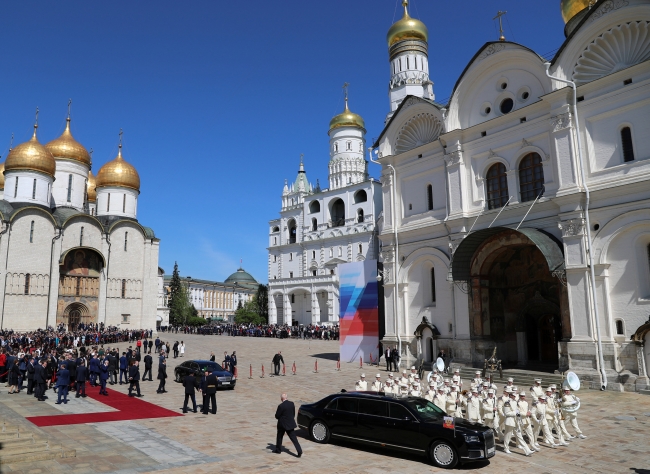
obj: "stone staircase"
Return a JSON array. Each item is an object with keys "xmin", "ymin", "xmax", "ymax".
[{"xmin": 0, "ymin": 421, "xmax": 76, "ymax": 465}]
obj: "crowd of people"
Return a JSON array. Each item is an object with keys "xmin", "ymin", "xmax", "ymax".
[
  {"xmin": 157, "ymin": 323, "xmax": 340, "ymax": 340},
  {"xmin": 354, "ymin": 367, "xmax": 586, "ymax": 456}
]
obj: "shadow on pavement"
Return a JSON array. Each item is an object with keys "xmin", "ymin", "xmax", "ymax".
[{"xmin": 310, "ymin": 353, "xmax": 340, "ymax": 361}]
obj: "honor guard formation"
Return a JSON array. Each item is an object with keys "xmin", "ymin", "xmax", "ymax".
[{"xmin": 354, "ymin": 367, "xmax": 586, "ymax": 456}]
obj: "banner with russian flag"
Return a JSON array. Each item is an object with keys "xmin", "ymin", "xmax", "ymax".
[{"xmin": 339, "ymin": 260, "xmax": 379, "ymax": 363}]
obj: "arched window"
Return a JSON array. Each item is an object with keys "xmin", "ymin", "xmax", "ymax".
[
  {"xmin": 486, "ymin": 163, "xmax": 509, "ymax": 210},
  {"xmin": 24, "ymin": 274, "xmax": 30, "ymax": 295},
  {"xmin": 518, "ymin": 152, "xmax": 545, "ymax": 202},
  {"xmin": 338, "ymin": 246, "xmax": 343, "ymax": 257},
  {"xmin": 272, "ymin": 226, "xmax": 279, "ymax": 233},
  {"xmin": 289, "ymin": 253, "xmax": 293, "ymax": 261},
  {"xmin": 310, "ymin": 201, "xmax": 320, "ymax": 213},
  {"xmin": 29, "ymin": 221, "xmax": 34, "ymax": 243},
  {"xmin": 346, "ymin": 141, "xmax": 351, "ymax": 151},
  {"xmin": 329, "ymin": 248, "xmax": 333, "ymax": 258},
  {"xmin": 357, "ymin": 209, "xmax": 364, "ymax": 223},
  {"xmin": 14, "ymin": 177, "xmax": 18, "ymax": 198},
  {"xmin": 427, "ymin": 184, "xmax": 433, "ymax": 211},
  {"xmin": 32, "ymin": 179, "xmax": 37, "ymax": 200},
  {"xmin": 334, "ymin": 143, "xmax": 338, "ymax": 153},
  {"xmin": 288, "ymin": 219, "xmax": 297, "ymax": 244},
  {"xmin": 273, "ymin": 237, "xmax": 277, "ymax": 245},
  {"xmin": 621, "ymin": 126, "xmax": 635, "ymax": 162},
  {"xmin": 80, "ymin": 226, "xmax": 84, "ymax": 246},
  {"xmin": 122, "ymin": 194, "xmax": 127, "ymax": 213},
  {"xmin": 124, "ymin": 232, "xmax": 128, "ymax": 251},
  {"xmin": 358, "ymin": 244, "xmax": 363, "ymax": 254},
  {"xmin": 354, "ymin": 190, "xmax": 367, "ymax": 203},
  {"xmin": 121, "ymin": 279, "xmax": 126, "ymax": 299},
  {"xmin": 615, "ymin": 319, "xmax": 624, "ymax": 335},
  {"xmin": 431, "ymin": 267, "xmax": 436, "ymax": 303},
  {"xmin": 311, "ymin": 218, "xmax": 317, "ymax": 231},
  {"xmin": 107, "ymin": 193, "xmax": 111, "ymax": 212},
  {"xmin": 312, "ymin": 250, "xmax": 316, "ymax": 259},
  {"xmin": 330, "ymin": 199, "xmax": 345, "ymax": 227}
]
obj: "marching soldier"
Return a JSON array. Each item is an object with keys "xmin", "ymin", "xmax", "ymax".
[
  {"xmin": 502, "ymin": 391, "xmax": 533, "ymax": 456},
  {"xmin": 551, "ymin": 384, "xmax": 573, "ymax": 440},
  {"xmin": 537, "ymin": 395, "xmax": 560, "ymax": 447},
  {"xmin": 433, "ymin": 386, "xmax": 447, "ymax": 411},
  {"xmin": 355, "ymin": 374, "xmax": 368, "ymax": 391},
  {"xmin": 400, "ymin": 369, "xmax": 409, "ymax": 386},
  {"xmin": 371, "ymin": 374, "xmax": 383, "ymax": 392},
  {"xmin": 445, "ymin": 385, "xmax": 461, "ymax": 417},
  {"xmin": 452, "ymin": 368, "xmax": 462, "ymax": 388},
  {"xmin": 383, "ymin": 378, "xmax": 393, "ymax": 394},
  {"xmin": 472, "ymin": 370, "xmax": 483, "ymax": 386},
  {"xmin": 399, "ymin": 382, "xmax": 409, "ymax": 397},
  {"xmin": 561, "ymin": 386, "xmax": 586, "ymax": 439},
  {"xmin": 408, "ymin": 366, "xmax": 417, "ymax": 384},
  {"xmin": 409, "ymin": 381, "xmax": 422, "ymax": 397},
  {"xmin": 481, "ymin": 389, "xmax": 498, "ymax": 433},
  {"xmin": 530, "ymin": 378, "xmax": 544, "ymax": 398},
  {"xmin": 463, "ymin": 387, "xmax": 482, "ymax": 423},
  {"xmin": 517, "ymin": 391, "xmax": 541, "ymax": 451},
  {"xmin": 506, "ymin": 377, "xmax": 515, "ymax": 388},
  {"xmin": 496, "ymin": 386, "xmax": 511, "ymax": 440},
  {"xmin": 412, "ymin": 374, "xmax": 422, "ymax": 392},
  {"xmin": 424, "ymin": 381, "xmax": 436, "ymax": 401},
  {"xmin": 545, "ymin": 388, "xmax": 569, "ymax": 446}
]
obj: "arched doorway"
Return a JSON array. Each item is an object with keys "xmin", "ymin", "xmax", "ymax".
[
  {"xmin": 57, "ymin": 247, "xmax": 104, "ymax": 327},
  {"xmin": 452, "ymin": 228, "xmax": 569, "ymax": 370}
]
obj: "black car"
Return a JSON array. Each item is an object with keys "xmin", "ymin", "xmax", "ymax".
[
  {"xmin": 297, "ymin": 392, "xmax": 495, "ymax": 469},
  {"xmin": 173, "ymin": 360, "xmax": 236, "ymax": 390}
]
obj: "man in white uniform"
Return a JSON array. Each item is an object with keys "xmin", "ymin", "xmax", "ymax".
[
  {"xmin": 502, "ymin": 391, "xmax": 533, "ymax": 456},
  {"xmin": 472, "ymin": 371, "xmax": 483, "ymax": 386},
  {"xmin": 370, "ymin": 374, "xmax": 383, "ymax": 392},
  {"xmin": 561, "ymin": 386, "xmax": 586, "ymax": 439},
  {"xmin": 545, "ymin": 388, "xmax": 569, "ymax": 446},
  {"xmin": 355, "ymin": 374, "xmax": 367, "ymax": 391},
  {"xmin": 452, "ymin": 368, "xmax": 462, "ymax": 389},
  {"xmin": 518, "ymin": 391, "xmax": 541, "ymax": 451},
  {"xmin": 433, "ymin": 387, "xmax": 447, "ymax": 411},
  {"xmin": 530, "ymin": 378, "xmax": 544, "ymax": 399},
  {"xmin": 537, "ymin": 395, "xmax": 559, "ymax": 448},
  {"xmin": 424, "ymin": 381, "xmax": 436, "ymax": 402},
  {"xmin": 463, "ymin": 388, "xmax": 482, "ymax": 423},
  {"xmin": 481, "ymin": 389, "xmax": 498, "ymax": 434}
]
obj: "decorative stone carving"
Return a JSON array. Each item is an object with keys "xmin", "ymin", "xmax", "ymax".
[
  {"xmin": 444, "ymin": 150, "xmax": 462, "ymax": 166},
  {"xmin": 558, "ymin": 218, "xmax": 585, "ymax": 237},
  {"xmin": 380, "ymin": 249, "xmax": 394, "ymax": 263},
  {"xmin": 390, "ymin": 71, "xmax": 430, "ymax": 89},
  {"xmin": 380, "ymin": 174, "xmax": 392, "ymax": 187},
  {"xmin": 552, "ymin": 269, "xmax": 568, "ymax": 287},
  {"xmin": 488, "ymin": 149, "xmax": 498, "ymax": 158},
  {"xmin": 574, "ymin": 21, "xmax": 650, "ymax": 85},
  {"xmin": 477, "ymin": 43, "xmax": 506, "ymax": 60},
  {"xmin": 550, "ymin": 113, "xmax": 572, "ymax": 132},
  {"xmin": 521, "ymin": 138, "xmax": 532, "ymax": 149},
  {"xmin": 591, "ymin": 0, "xmax": 629, "ymax": 21},
  {"xmin": 395, "ymin": 113, "xmax": 443, "ymax": 154}
]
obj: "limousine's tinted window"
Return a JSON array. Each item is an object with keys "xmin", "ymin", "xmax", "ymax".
[
  {"xmin": 389, "ymin": 403, "xmax": 412, "ymax": 419},
  {"xmin": 358, "ymin": 399, "xmax": 387, "ymax": 417},
  {"xmin": 332, "ymin": 398, "xmax": 358, "ymax": 413},
  {"xmin": 404, "ymin": 398, "xmax": 445, "ymax": 420}
]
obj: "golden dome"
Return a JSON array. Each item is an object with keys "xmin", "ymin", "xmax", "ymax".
[
  {"xmin": 45, "ymin": 118, "xmax": 91, "ymax": 166},
  {"xmin": 387, "ymin": 0, "xmax": 428, "ymax": 47},
  {"xmin": 87, "ymin": 170, "xmax": 97, "ymax": 202},
  {"xmin": 95, "ymin": 145, "xmax": 140, "ymax": 192},
  {"xmin": 329, "ymin": 99, "xmax": 366, "ymax": 133},
  {"xmin": 0, "ymin": 162, "xmax": 4, "ymax": 190},
  {"xmin": 5, "ymin": 126, "xmax": 56, "ymax": 178},
  {"xmin": 561, "ymin": 0, "xmax": 592, "ymax": 24}
]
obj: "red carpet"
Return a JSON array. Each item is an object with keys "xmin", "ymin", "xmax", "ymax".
[{"xmin": 26, "ymin": 385, "xmax": 183, "ymax": 427}]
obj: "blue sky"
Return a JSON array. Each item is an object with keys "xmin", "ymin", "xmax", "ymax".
[{"xmin": 0, "ymin": 1, "xmax": 567, "ymax": 283}]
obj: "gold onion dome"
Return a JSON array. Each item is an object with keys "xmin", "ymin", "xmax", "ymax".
[
  {"xmin": 0, "ymin": 163, "xmax": 4, "ymax": 189},
  {"xmin": 96, "ymin": 145, "xmax": 140, "ymax": 192},
  {"xmin": 45, "ymin": 118, "xmax": 91, "ymax": 166},
  {"xmin": 86, "ymin": 170, "xmax": 97, "ymax": 202},
  {"xmin": 561, "ymin": 0, "xmax": 592, "ymax": 24},
  {"xmin": 329, "ymin": 99, "xmax": 366, "ymax": 133},
  {"xmin": 5, "ymin": 126, "xmax": 56, "ymax": 177},
  {"xmin": 387, "ymin": 0, "xmax": 428, "ymax": 47}
]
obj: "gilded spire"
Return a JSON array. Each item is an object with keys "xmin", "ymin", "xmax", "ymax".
[
  {"xmin": 4, "ymin": 109, "xmax": 56, "ymax": 177},
  {"xmin": 387, "ymin": 0, "xmax": 428, "ymax": 47},
  {"xmin": 45, "ymin": 101, "xmax": 91, "ymax": 165},
  {"xmin": 95, "ymin": 129, "xmax": 140, "ymax": 191}
]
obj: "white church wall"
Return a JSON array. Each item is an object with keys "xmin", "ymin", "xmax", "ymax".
[{"xmin": 52, "ymin": 160, "xmax": 89, "ymax": 210}]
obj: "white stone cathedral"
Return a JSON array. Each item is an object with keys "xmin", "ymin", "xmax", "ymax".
[
  {"xmin": 371, "ymin": 0, "xmax": 650, "ymax": 391},
  {"xmin": 267, "ymin": 95, "xmax": 382, "ymax": 326},
  {"xmin": 0, "ymin": 113, "xmax": 159, "ymax": 331}
]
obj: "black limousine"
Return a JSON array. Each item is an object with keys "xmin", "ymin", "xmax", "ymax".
[
  {"xmin": 297, "ymin": 391, "xmax": 495, "ymax": 468},
  {"xmin": 173, "ymin": 360, "xmax": 236, "ymax": 389}
]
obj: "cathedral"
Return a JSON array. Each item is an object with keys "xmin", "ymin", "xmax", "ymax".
[
  {"xmin": 0, "ymin": 113, "xmax": 159, "ymax": 331},
  {"xmin": 372, "ymin": 0, "xmax": 650, "ymax": 392},
  {"xmin": 267, "ymin": 95, "xmax": 382, "ymax": 326}
]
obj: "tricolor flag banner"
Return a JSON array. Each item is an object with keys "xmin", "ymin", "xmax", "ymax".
[
  {"xmin": 339, "ymin": 260, "xmax": 379, "ymax": 364},
  {"xmin": 443, "ymin": 416, "xmax": 455, "ymax": 430}
]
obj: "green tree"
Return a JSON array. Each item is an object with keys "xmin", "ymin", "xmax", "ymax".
[
  {"xmin": 168, "ymin": 262, "xmax": 188, "ymax": 325},
  {"xmin": 234, "ymin": 300, "xmax": 264, "ymax": 325},
  {"xmin": 255, "ymin": 284, "xmax": 269, "ymax": 323}
]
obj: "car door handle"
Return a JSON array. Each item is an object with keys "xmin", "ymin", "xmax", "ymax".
[{"xmin": 325, "ymin": 413, "xmax": 333, "ymax": 417}]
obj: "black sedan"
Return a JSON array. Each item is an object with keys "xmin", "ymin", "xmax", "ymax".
[
  {"xmin": 173, "ymin": 360, "xmax": 236, "ymax": 390},
  {"xmin": 297, "ymin": 392, "xmax": 495, "ymax": 469}
]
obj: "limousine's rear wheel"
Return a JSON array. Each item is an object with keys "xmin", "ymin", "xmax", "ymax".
[
  {"xmin": 175, "ymin": 372, "xmax": 182, "ymax": 383},
  {"xmin": 430, "ymin": 440, "xmax": 458, "ymax": 469},
  {"xmin": 310, "ymin": 420, "xmax": 330, "ymax": 444}
]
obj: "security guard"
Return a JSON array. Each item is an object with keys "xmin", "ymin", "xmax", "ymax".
[
  {"xmin": 201, "ymin": 368, "xmax": 218, "ymax": 414},
  {"xmin": 182, "ymin": 371, "xmax": 200, "ymax": 413}
]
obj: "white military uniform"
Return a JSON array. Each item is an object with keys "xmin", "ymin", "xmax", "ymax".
[
  {"xmin": 424, "ymin": 387, "xmax": 436, "ymax": 402},
  {"xmin": 481, "ymin": 394, "xmax": 498, "ymax": 432},
  {"xmin": 371, "ymin": 379, "xmax": 383, "ymax": 392},
  {"xmin": 545, "ymin": 392, "xmax": 568, "ymax": 446},
  {"xmin": 400, "ymin": 371, "xmax": 409, "ymax": 386},
  {"xmin": 355, "ymin": 378, "xmax": 368, "ymax": 391},
  {"xmin": 383, "ymin": 382, "xmax": 394, "ymax": 395},
  {"xmin": 517, "ymin": 396, "xmax": 540, "ymax": 450},
  {"xmin": 502, "ymin": 398, "xmax": 533, "ymax": 455},
  {"xmin": 452, "ymin": 372, "xmax": 462, "ymax": 388},
  {"xmin": 561, "ymin": 391, "xmax": 585, "ymax": 437},
  {"xmin": 433, "ymin": 391, "xmax": 447, "ymax": 412},
  {"xmin": 537, "ymin": 398, "xmax": 559, "ymax": 447},
  {"xmin": 463, "ymin": 393, "xmax": 483, "ymax": 423},
  {"xmin": 409, "ymin": 386, "xmax": 422, "ymax": 397},
  {"xmin": 530, "ymin": 382, "xmax": 544, "ymax": 399}
]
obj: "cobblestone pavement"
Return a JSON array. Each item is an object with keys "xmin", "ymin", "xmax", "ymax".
[{"xmin": 1, "ymin": 334, "xmax": 650, "ymax": 473}]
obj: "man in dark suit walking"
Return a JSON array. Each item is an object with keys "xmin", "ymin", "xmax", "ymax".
[
  {"xmin": 201, "ymin": 369, "xmax": 217, "ymax": 414},
  {"xmin": 119, "ymin": 352, "xmax": 128, "ymax": 384},
  {"xmin": 143, "ymin": 353, "xmax": 153, "ymax": 381},
  {"xmin": 182, "ymin": 371, "xmax": 199, "ymax": 413},
  {"xmin": 128, "ymin": 361, "xmax": 142, "ymax": 397},
  {"xmin": 55, "ymin": 364, "xmax": 70, "ymax": 404},
  {"xmin": 273, "ymin": 393, "xmax": 302, "ymax": 457},
  {"xmin": 75, "ymin": 360, "xmax": 88, "ymax": 398}
]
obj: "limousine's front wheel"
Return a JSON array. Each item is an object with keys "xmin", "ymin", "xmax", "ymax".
[
  {"xmin": 310, "ymin": 420, "xmax": 330, "ymax": 444},
  {"xmin": 429, "ymin": 440, "xmax": 458, "ymax": 469}
]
